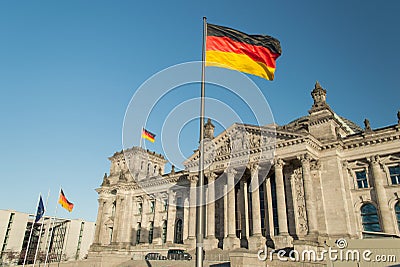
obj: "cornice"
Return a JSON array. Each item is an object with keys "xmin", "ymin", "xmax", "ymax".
[
  {"xmin": 341, "ymin": 128, "xmax": 400, "ymax": 150},
  {"xmin": 96, "ymin": 174, "xmax": 188, "ymax": 194}
]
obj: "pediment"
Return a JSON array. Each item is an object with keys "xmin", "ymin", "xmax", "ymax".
[
  {"xmin": 347, "ymin": 160, "xmax": 369, "ymax": 169},
  {"xmin": 183, "ymin": 123, "xmax": 304, "ymax": 169},
  {"xmin": 380, "ymin": 155, "xmax": 400, "ymax": 164}
]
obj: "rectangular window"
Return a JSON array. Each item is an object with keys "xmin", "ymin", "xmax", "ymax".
[
  {"xmin": 150, "ymin": 201, "xmax": 155, "ymax": 213},
  {"xmin": 163, "ymin": 199, "xmax": 168, "ymax": 211},
  {"xmin": 138, "ymin": 203, "xmax": 143, "ymax": 214},
  {"xmin": 356, "ymin": 170, "xmax": 368, "ymax": 189},
  {"xmin": 136, "ymin": 223, "xmax": 141, "ymax": 245},
  {"xmin": 176, "ymin": 197, "xmax": 183, "ymax": 211},
  {"xmin": 389, "ymin": 165, "xmax": 400, "ymax": 185}
]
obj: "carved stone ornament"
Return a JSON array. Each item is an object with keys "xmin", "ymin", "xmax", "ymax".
[
  {"xmin": 101, "ymin": 173, "xmax": 110, "ymax": 186},
  {"xmin": 364, "ymin": 119, "xmax": 372, "ymax": 132},
  {"xmin": 342, "ymin": 160, "xmax": 350, "ymax": 170},
  {"xmin": 292, "ymin": 168, "xmax": 308, "ymax": 235},
  {"xmin": 298, "ymin": 153, "xmax": 311, "ymax": 166},
  {"xmin": 274, "ymin": 158, "xmax": 285, "ymax": 169},
  {"xmin": 119, "ymin": 170, "xmax": 127, "ymax": 182},
  {"xmin": 207, "ymin": 172, "xmax": 218, "ymax": 182},
  {"xmin": 226, "ymin": 168, "xmax": 238, "ymax": 177},
  {"xmin": 310, "ymin": 81, "xmax": 329, "ymax": 112},
  {"xmin": 369, "ymin": 155, "xmax": 381, "ymax": 165},
  {"xmin": 171, "ymin": 165, "xmax": 175, "ymax": 174},
  {"xmin": 189, "ymin": 175, "xmax": 198, "ymax": 184},
  {"xmin": 397, "ymin": 110, "xmax": 400, "ymax": 125},
  {"xmin": 249, "ymin": 162, "xmax": 259, "ymax": 175},
  {"xmin": 310, "ymin": 160, "xmax": 321, "ymax": 171}
]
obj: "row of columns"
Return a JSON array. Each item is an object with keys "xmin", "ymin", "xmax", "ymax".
[{"xmin": 92, "ymin": 154, "xmax": 320, "ymax": 250}]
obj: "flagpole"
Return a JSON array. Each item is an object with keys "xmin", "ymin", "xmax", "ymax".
[
  {"xmin": 34, "ymin": 189, "xmax": 50, "ymax": 266},
  {"xmin": 44, "ymin": 187, "xmax": 61, "ymax": 267},
  {"xmin": 23, "ymin": 193, "xmax": 41, "ymax": 267},
  {"xmin": 196, "ymin": 16, "xmax": 207, "ymax": 267},
  {"xmin": 139, "ymin": 127, "xmax": 143, "ymax": 148}
]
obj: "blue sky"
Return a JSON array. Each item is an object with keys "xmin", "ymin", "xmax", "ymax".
[{"xmin": 0, "ymin": 0, "xmax": 399, "ymax": 222}]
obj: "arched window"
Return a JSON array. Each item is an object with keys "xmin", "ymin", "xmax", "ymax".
[
  {"xmin": 361, "ymin": 203, "xmax": 381, "ymax": 232},
  {"xmin": 154, "ymin": 165, "xmax": 158, "ymax": 174},
  {"xmin": 162, "ymin": 220, "xmax": 167, "ymax": 243},
  {"xmin": 148, "ymin": 222, "xmax": 154, "ymax": 244},
  {"xmin": 136, "ymin": 223, "xmax": 141, "ymax": 245},
  {"xmin": 395, "ymin": 202, "xmax": 400, "ymax": 231},
  {"xmin": 174, "ymin": 219, "xmax": 183, "ymax": 244}
]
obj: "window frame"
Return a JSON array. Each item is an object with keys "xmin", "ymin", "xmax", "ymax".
[
  {"xmin": 388, "ymin": 165, "xmax": 400, "ymax": 185},
  {"xmin": 360, "ymin": 203, "xmax": 382, "ymax": 233},
  {"xmin": 355, "ymin": 169, "xmax": 369, "ymax": 189}
]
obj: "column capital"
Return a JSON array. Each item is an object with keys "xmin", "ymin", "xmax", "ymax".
[
  {"xmin": 274, "ymin": 158, "xmax": 285, "ymax": 169},
  {"xmin": 310, "ymin": 160, "xmax": 321, "ymax": 171},
  {"xmin": 207, "ymin": 172, "xmax": 218, "ymax": 182},
  {"xmin": 225, "ymin": 168, "xmax": 238, "ymax": 177},
  {"xmin": 368, "ymin": 155, "xmax": 381, "ymax": 165},
  {"xmin": 298, "ymin": 153, "xmax": 311, "ymax": 166},
  {"xmin": 188, "ymin": 174, "xmax": 198, "ymax": 185},
  {"xmin": 167, "ymin": 189, "xmax": 176, "ymax": 197},
  {"xmin": 249, "ymin": 162, "xmax": 259, "ymax": 174}
]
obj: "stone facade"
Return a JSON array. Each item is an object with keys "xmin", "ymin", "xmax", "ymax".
[{"xmin": 89, "ymin": 82, "xmax": 400, "ymax": 264}]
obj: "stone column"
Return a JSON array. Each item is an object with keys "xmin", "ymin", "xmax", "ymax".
[
  {"xmin": 186, "ymin": 175, "xmax": 197, "ymax": 246},
  {"xmin": 299, "ymin": 154, "xmax": 318, "ymax": 237},
  {"xmin": 111, "ymin": 196, "xmax": 124, "ymax": 244},
  {"xmin": 152, "ymin": 195, "xmax": 164, "ymax": 245},
  {"xmin": 370, "ymin": 155, "xmax": 396, "ymax": 234},
  {"xmin": 248, "ymin": 163, "xmax": 266, "ymax": 250},
  {"xmin": 275, "ymin": 159, "xmax": 289, "ymax": 235},
  {"xmin": 205, "ymin": 172, "xmax": 219, "ymax": 250},
  {"xmin": 166, "ymin": 191, "xmax": 176, "ymax": 244},
  {"xmin": 223, "ymin": 184, "xmax": 228, "ymax": 238},
  {"xmin": 237, "ymin": 178, "xmax": 250, "ymax": 249},
  {"xmin": 120, "ymin": 194, "xmax": 134, "ymax": 246},
  {"xmin": 140, "ymin": 196, "xmax": 149, "ymax": 243},
  {"xmin": 243, "ymin": 181, "xmax": 250, "ymax": 240},
  {"xmin": 223, "ymin": 169, "xmax": 240, "ymax": 250},
  {"xmin": 183, "ymin": 198, "xmax": 189, "ymax": 241},
  {"xmin": 92, "ymin": 198, "xmax": 106, "ymax": 245},
  {"xmin": 265, "ymin": 178, "xmax": 274, "ymax": 237},
  {"xmin": 238, "ymin": 180, "xmax": 248, "ymax": 244}
]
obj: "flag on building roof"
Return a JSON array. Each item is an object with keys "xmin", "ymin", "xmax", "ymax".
[
  {"xmin": 35, "ymin": 196, "xmax": 45, "ymax": 222},
  {"xmin": 142, "ymin": 128, "xmax": 156, "ymax": 143},
  {"xmin": 206, "ymin": 23, "xmax": 282, "ymax": 80},
  {"xmin": 58, "ymin": 189, "xmax": 74, "ymax": 212}
]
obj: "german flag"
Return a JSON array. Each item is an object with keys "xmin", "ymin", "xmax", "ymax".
[
  {"xmin": 142, "ymin": 128, "xmax": 156, "ymax": 143},
  {"xmin": 206, "ymin": 23, "xmax": 282, "ymax": 80},
  {"xmin": 58, "ymin": 189, "xmax": 74, "ymax": 212}
]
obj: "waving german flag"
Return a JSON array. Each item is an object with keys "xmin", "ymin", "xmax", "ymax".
[
  {"xmin": 58, "ymin": 189, "xmax": 74, "ymax": 212},
  {"xmin": 142, "ymin": 128, "xmax": 156, "ymax": 143},
  {"xmin": 206, "ymin": 24, "xmax": 282, "ymax": 80}
]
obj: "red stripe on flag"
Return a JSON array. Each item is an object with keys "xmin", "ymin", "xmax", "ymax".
[{"xmin": 206, "ymin": 36, "xmax": 280, "ymax": 69}]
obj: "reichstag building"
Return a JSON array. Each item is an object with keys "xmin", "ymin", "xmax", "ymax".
[{"xmin": 88, "ymin": 82, "xmax": 400, "ymax": 266}]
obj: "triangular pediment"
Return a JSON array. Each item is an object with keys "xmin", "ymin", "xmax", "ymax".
[{"xmin": 183, "ymin": 123, "xmax": 306, "ymax": 169}]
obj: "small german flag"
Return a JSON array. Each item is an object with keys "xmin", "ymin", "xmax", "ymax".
[
  {"xmin": 58, "ymin": 189, "xmax": 74, "ymax": 212},
  {"xmin": 206, "ymin": 23, "xmax": 282, "ymax": 80},
  {"xmin": 142, "ymin": 128, "xmax": 156, "ymax": 143}
]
